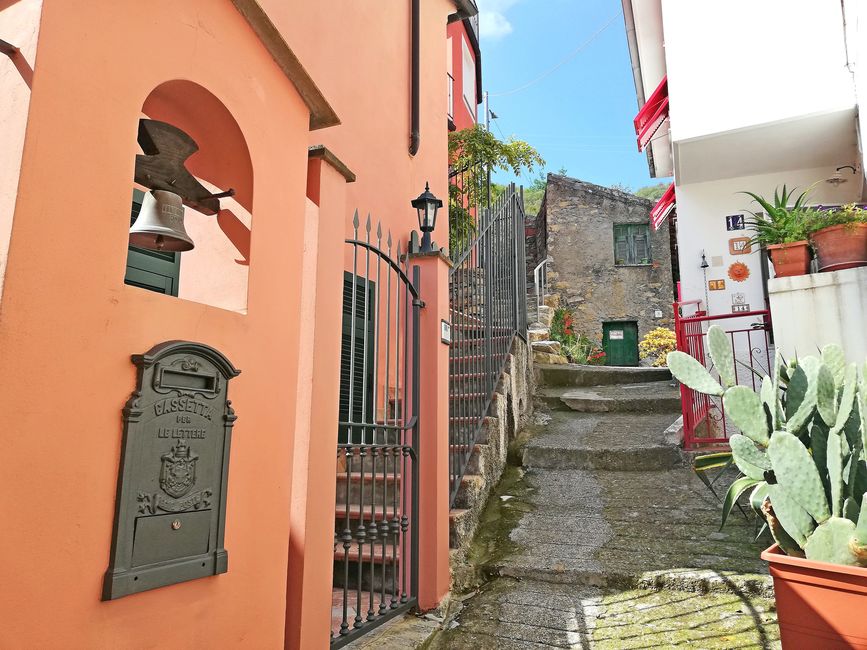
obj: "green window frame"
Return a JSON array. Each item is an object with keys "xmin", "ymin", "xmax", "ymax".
[
  {"xmin": 124, "ymin": 189, "xmax": 181, "ymax": 295},
  {"xmin": 613, "ymin": 223, "xmax": 652, "ymax": 266}
]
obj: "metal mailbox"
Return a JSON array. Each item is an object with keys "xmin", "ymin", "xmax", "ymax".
[{"xmin": 103, "ymin": 341, "xmax": 240, "ymax": 600}]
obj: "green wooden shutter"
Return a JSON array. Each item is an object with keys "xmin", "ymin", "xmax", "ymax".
[
  {"xmin": 632, "ymin": 225, "xmax": 651, "ymax": 264},
  {"xmin": 338, "ymin": 272, "xmax": 376, "ymax": 444},
  {"xmin": 124, "ymin": 189, "xmax": 181, "ymax": 296},
  {"xmin": 614, "ymin": 225, "xmax": 630, "ymax": 265}
]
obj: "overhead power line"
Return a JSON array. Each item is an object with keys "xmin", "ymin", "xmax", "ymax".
[{"xmin": 489, "ymin": 11, "xmax": 623, "ymax": 98}]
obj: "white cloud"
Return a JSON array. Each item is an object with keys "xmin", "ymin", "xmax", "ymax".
[{"xmin": 478, "ymin": 0, "xmax": 519, "ymax": 40}]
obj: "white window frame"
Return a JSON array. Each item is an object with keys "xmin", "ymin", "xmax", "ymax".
[{"xmin": 462, "ymin": 37, "xmax": 476, "ymax": 122}]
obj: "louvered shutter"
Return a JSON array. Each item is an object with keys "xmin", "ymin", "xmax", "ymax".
[
  {"xmin": 338, "ymin": 273, "xmax": 376, "ymax": 444},
  {"xmin": 632, "ymin": 225, "xmax": 651, "ymax": 263},
  {"xmin": 614, "ymin": 225, "xmax": 630, "ymax": 265}
]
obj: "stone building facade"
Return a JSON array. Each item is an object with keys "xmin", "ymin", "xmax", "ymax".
[{"xmin": 535, "ymin": 174, "xmax": 675, "ymax": 346}]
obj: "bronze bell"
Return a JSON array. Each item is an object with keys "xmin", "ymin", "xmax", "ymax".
[{"xmin": 129, "ymin": 190, "xmax": 195, "ymax": 252}]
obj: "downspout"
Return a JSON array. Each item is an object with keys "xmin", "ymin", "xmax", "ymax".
[{"xmin": 409, "ymin": 0, "xmax": 420, "ymax": 156}]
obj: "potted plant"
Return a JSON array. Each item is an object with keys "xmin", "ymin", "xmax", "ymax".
[
  {"xmin": 667, "ymin": 327, "xmax": 867, "ymax": 647},
  {"xmin": 807, "ymin": 203, "xmax": 867, "ymax": 272},
  {"xmin": 741, "ymin": 185, "xmax": 813, "ymax": 277}
]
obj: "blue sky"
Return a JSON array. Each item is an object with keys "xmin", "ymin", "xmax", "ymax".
[{"xmin": 478, "ymin": 0, "xmax": 663, "ymax": 191}]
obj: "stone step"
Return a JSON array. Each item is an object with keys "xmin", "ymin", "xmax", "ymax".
[
  {"xmin": 523, "ymin": 440, "xmax": 683, "ymax": 471},
  {"xmin": 535, "ymin": 382, "xmax": 681, "ymax": 413},
  {"xmin": 520, "ymin": 411, "xmax": 683, "ymax": 471},
  {"xmin": 536, "ymin": 363, "xmax": 672, "ymax": 388}
]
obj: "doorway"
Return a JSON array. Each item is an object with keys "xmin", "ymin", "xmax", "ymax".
[{"xmin": 602, "ymin": 320, "xmax": 639, "ymax": 366}]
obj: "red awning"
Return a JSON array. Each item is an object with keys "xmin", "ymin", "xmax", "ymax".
[
  {"xmin": 650, "ymin": 183, "xmax": 675, "ymax": 230},
  {"xmin": 633, "ymin": 75, "xmax": 669, "ymax": 152}
]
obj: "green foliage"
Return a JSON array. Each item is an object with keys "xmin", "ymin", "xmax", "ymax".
[
  {"xmin": 805, "ymin": 203, "xmax": 867, "ymax": 235},
  {"xmin": 635, "ymin": 183, "xmax": 669, "ymax": 202},
  {"xmin": 740, "ymin": 185, "xmax": 814, "ymax": 246},
  {"xmin": 549, "ymin": 307, "xmax": 575, "ymax": 347},
  {"xmin": 549, "ymin": 307, "xmax": 605, "ymax": 364},
  {"xmin": 669, "ymin": 332, "xmax": 867, "ymax": 566},
  {"xmin": 448, "ymin": 126, "xmax": 544, "ymax": 256},
  {"xmin": 562, "ymin": 335, "xmax": 606, "ymax": 366}
]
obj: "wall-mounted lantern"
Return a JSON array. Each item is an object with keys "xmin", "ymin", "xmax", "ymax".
[{"xmin": 411, "ymin": 182, "xmax": 443, "ymax": 253}]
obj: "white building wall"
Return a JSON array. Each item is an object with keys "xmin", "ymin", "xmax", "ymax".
[
  {"xmin": 675, "ymin": 165, "xmax": 862, "ymax": 315},
  {"xmin": 661, "ymin": 0, "xmax": 855, "ymax": 143}
]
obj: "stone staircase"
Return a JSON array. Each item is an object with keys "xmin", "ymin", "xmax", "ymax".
[
  {"xmin": 428, "ymin": 362, "xmax": 779, "ymax": 648},
  {"xmin": 527, "ymin": 291, "xmax": 568, "ymax": 365}
]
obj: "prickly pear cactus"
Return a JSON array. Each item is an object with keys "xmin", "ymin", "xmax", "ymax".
[{"xmin": 674, "ymin": 327, "xmax": 867, "ymax": 566}]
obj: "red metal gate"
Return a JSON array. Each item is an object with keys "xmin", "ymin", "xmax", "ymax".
[{"xmin": 673, "ymin": 300, "xmax": 773, "ymax": 449}]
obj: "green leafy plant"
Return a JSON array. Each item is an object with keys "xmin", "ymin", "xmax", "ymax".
[
  {"xmin": 741, "ymin": 185, "xmax": 814, "ymax": 246},
  {"xmin": 550, "ymin": 307, "xmax": 576, "ymax": 347},
  {"xmin": 563, "ymin": 335, "xmax": 606, "ymax": 366},
  {"xmin": 805, "ymin": 203, "xmax": 867, "ymax": 235},
  {"xmin": 668, "ymin": 329, "xmax": 867, "ymax": 566},
  {"xmin": 448, "ymin": 126, "xmax": 544, "ymax": 255}
]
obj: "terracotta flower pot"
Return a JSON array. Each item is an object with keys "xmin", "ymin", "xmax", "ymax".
[
  {"xmin": 767, "ymin": 240, "xmax": 810, "ymax": 277},
  {"xmin": 811, "ymin": 222, "xmax": 867, "ymax": 272},
  {"xmin": 762, "ymin": 544, "xmax": 867, "ymax": 648}
]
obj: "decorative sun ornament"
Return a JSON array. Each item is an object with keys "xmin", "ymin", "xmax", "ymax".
[{"xmin": 728, "ymin": 262, "xmax": 750, "ymax": 282}]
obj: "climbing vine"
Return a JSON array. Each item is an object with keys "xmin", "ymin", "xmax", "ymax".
[{"xmin": 448, "ymin": 125, "xmax": 544, "ymax": 255}]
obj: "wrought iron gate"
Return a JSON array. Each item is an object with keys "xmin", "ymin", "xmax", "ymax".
[
  {"xmin": 448, "ymin": 181, "xmax": 527, "ymax": 506},
  {"xmin": 331, "ymin": 214, "xmax": 421, "ymax": 647},
  {"xmin": 673, "ymin": 299, "xmax": 772, "ymax": 449}
]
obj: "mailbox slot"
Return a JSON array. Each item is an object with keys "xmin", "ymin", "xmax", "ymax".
[{"xmin": 132, "ymin": 511, "xmax": 211, "ymax": 567}]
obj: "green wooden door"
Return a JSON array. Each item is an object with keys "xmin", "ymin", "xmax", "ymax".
[{"xmin": 602, "ymin": 321, "xmax": 639, "ymax": 367}]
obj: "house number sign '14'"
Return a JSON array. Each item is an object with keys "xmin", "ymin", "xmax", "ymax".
[{"xmin": 103, "ymin": 341, "xmax": 240, "ymax": 600}]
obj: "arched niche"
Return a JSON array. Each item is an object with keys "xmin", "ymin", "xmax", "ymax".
[{"xmin": 126, "ymin": 80, "xmax": 253, "ymax": 312}]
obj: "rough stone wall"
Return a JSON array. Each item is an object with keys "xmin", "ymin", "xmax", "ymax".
[
  {"xmin": 542, "ymin": 174, "xmax": 675, "ymax": 341},
  {"xmin": 524, "ymin": 191, "xmax": 547, "ymax": 284},
  {"xmin": 449, "ymin": 337, "xmax": 534, "ymax": 592}
]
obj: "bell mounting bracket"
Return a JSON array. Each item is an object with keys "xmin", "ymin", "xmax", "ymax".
[{"xmin": 134, "ymin": 119, "xmax": 234, "ymax": 216}]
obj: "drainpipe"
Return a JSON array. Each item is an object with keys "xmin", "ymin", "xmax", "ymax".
[{"xmin": 409, "ymin": 0, "xmax": 421, "ymax": 156}]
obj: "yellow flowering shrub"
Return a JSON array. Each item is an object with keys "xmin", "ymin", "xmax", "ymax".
[{"xmin": 639, "ymin": 327, "xmax": 677, "ymax": 367}]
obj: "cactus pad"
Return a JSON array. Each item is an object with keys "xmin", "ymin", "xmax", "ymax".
[
  {"xmin": 804, "ymin": 517, "xmax": 860, "ymax": 565},
  {"xmin": 730, "ymin": 434, "xmax": 771, "ymax": 480},
  {"xmin": 707, "ymin": 325, "xmax": 736, "ymax": 388},
  {"xmin": 768, "ymin": 431, "xmax": 830, "ymax": 524},
  {"xmin": 767, "ymin": 484, "xmax": 814, "ymax": 548},
  {"xmin": 724, "ymin": 386, "xmax": 770, "ymax": 445},
  {"xmin": 666, "ymin": 351, "xmax": 724, "ymax": 396}
]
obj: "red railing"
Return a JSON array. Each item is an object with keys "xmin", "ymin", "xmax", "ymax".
[{"xmin": 674, "ymin": 300, "xmax": 773, "ymax": 449}]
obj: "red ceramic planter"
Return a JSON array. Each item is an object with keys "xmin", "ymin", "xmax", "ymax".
[
  {"xmin": 811, "ymin": 222, "xmax": 867, "ymax": 272},
  {"xmin": 762, "ymin": 544, "xmax": 867, "ymax": 648},
  {"xmin": 767, "ymin": 240, "xmax": 811, "ymax": 277}
]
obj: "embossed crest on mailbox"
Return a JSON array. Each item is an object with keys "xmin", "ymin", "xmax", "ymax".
[{"xmin": 103, "ymin": 341, "xmax": 240, "ymax": 600}]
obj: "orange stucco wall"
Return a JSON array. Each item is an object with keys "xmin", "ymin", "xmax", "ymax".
[
  {"xmin": 269, "ymin": 0, "xmax": 454, "ymax": 246},
  {"xmin": 1, "ymin": 0, "xmax": 457, "ymax": 647},
  {"xmin": 0, "ymin": 1, "xmax": 310, "ymax": 646}
]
